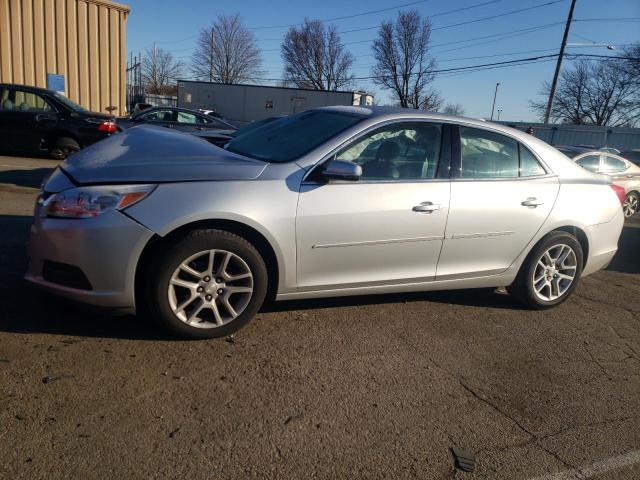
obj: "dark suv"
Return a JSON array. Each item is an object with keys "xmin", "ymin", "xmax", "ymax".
[{"xmin": 0, "ymin": 83, "xmax": 117, "ymax": 159}]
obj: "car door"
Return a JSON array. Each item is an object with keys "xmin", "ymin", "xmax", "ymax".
[
  {"xmin": 0, "ymin": 88, "xmax": 57, "ymax": 154},
  {"xmin": 436, "ymin": 125, "xmax": 559, "ymax": 280},
  {"xmin": 296, "ymin": 121, "xmax": 451, "ymax": 290}
]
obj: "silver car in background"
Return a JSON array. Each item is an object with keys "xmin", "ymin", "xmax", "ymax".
[
  {"xmin": 26, "ymin": 107, "xmax": 624, "ymax": 338},
  {"xmin": 571, "ymin": 151, "xmax": 640, "ymax": 218}
]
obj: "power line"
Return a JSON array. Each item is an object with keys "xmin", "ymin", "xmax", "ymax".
[
  {"xmin": 431, "ymin": 0, "xmax": 567, "ymax": 32},
  {"xmin": 248, "ymin": 0, "xmax": 431, "ymax": 30},
  {"xmin": 574, "ymin": 17, "xmax": 640, "ymax": 22},
  {"xmin": 259, "ymin": 2, "xmax": 568, "ymax": 51},
  {"xmin": 343, "ymin": 21, "xmax": 564, "ymax": 59},
  {"xmin": 319, "ymin": 0, "xmax": 504, "ymax": 36}
]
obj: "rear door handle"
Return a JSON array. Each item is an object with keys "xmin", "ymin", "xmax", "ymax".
[
  {"xmin": 412, "ymin": 201, "xmax": 441, "ymax": 213},
  {"xmin": 521, "ymin": 197, "xmax": 544, "ymax": 207}
]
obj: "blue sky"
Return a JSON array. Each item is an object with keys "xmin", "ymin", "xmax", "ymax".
[{"xmin": 125, "ymin": 0, "xmax": 640, "ymax": 121}]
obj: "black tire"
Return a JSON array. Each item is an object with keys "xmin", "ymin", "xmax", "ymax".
[
  {"xmin": 623, "ymin": 191, "xmax": 639, "ymax": 218},
  {"xmin": 49, "ymin": 137, "xmax": 80, "ymax": 160},
  {"xmin": 508, "ymin": 231, "xmax": 583, "ymax": 309},
  {"xmin": 145, "ymin": 229, "xmax": 268, "ymax": 339}
]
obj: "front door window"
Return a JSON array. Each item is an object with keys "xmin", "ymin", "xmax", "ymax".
[{"xmin": 336, "ymin": 122, "xmax": 442, "ymax": 181}]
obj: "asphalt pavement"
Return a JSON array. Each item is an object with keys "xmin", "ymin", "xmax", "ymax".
[{"xmin": 0, "ymin": 155, "xmax": 638, "ymax": 479}]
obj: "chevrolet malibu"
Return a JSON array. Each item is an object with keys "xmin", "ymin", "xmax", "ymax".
[{"xmin": 26, "ymin": 107, "xmax": 625, "ymax": 338}]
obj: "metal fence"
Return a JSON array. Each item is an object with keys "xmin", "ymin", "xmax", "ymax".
[
  {"xmin": 498, "ymin": 122, "xmax": 640, "ymax": 151},
  {"xmin": 142, "ymin": 94, "xmax": 177, "ymax": 108}
]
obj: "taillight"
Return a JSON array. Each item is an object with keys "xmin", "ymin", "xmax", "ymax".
[
  {"xmin": 610, "ymin": 185, "xmax": 625, "ymax": 205},
  {"xmin": 98, "ymin": 121, "xmax": 117, "ymax": 133}
]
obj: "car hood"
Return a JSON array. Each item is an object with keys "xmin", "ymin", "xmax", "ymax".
[{"xmin": 61, "ymin": 125, "xmax": 267, "ymax": 184}]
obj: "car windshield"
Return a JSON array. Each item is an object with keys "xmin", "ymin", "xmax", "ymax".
[
  {"xmin": 52, "ymin": 92, "xmax": 89, "ymax": 113},
  {"xmin": 225, "ymin": 110, "xmax": 365, "ymax": 162},
  {"xmin": 206, "ymin": 115, "xmax": 236, "ymax": 130},
  {"xmin": 232, "ymin": 117, "xmax": 281, "ymax": 138}
]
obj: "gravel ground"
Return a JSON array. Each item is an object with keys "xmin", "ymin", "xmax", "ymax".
[{"xmin": 0, "ymin": 155, "xmax": 638, "ymax": 479}]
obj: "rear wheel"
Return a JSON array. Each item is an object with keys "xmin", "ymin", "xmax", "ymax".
[
  {"xmin": 623, "ymin": 192, "xmax": 638, "ymax": 218},
  {"xmin": 49, "ymin": 137, "xmax": 80, "ymax": 160},
  {"xmin": 508, "ymin": 231, "xmax": 583, "ymax": 309},
  {"xmin": 146, "ymin": 229, "xmax": 268, "ymax": 339}
]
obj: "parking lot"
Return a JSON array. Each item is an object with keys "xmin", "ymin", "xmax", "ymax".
[{"xmin": 0, "ymin": 154, "xmax": 638, "ymax": 479}]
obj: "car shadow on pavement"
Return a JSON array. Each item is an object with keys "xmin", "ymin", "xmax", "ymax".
[
  {"xmin": 605, "ymin": 224, "xmax": 640, "ymax": 274},
  {"xmin": 264, "ymin": 287, "xmax": 521, "ymax": 314},
  {"xmin": 0, "ymin": 168, "xmax": 55, "ymax": 189}
]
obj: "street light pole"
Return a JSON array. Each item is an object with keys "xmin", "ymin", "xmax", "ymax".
[
  {"xmin": 490, "ymin": 82, "xmax": 500, "ymax": 121},
  {"xmin": 543, "ymin": 0, "xmax": 577, "ymax": 124},
  {"xmin": 497, "ymin": 109, "xmax": 502, "ymax": 121}
]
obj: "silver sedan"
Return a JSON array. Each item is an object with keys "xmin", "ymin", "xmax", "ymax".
[
  {"xmin": 26, "ymin": 107, "xmax": 624, "ymax": 338},
  {"xmin": 571, "ymin": 151, "xmax": 640, "ymax": 218}
]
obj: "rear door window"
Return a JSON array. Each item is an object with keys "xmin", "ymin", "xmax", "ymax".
[
  {"xmin": 176, "ymin": 111, "xmax": 198, "ymax": 124},
  {"xmin": 459, "ymin": 127, "xmax": 519, "ymax": 178},
  {"xmin": 519, "ymin": 144, "xmax": 546, "ymax": 177},
  {"xmin": 600, "ymin": 155, "xmax": 628, "ymax": 173}
]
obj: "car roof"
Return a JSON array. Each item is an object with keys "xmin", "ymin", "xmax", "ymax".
[
  {"xmin": 132, "ymin": 106, "xmax": 204, "ymax": 116},
  {"xmin": 314, "ymin": 105, "xmax": 550, "ymax": 146},
  {"xmin": 0, "ymin": 83, "xmax": 55, "ymax": 94},
  {"xmin": 314, "ymin": 105, "xmax": 529, "ymax": 131}
]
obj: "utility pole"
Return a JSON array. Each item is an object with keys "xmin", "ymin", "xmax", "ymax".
[
  {"xmin": 490, "ymin": 82, "xmax": 500, "ymax": 120},
  {"xmin": 543, "ymin": 0, "xmax": 577, "ymax": 124}
]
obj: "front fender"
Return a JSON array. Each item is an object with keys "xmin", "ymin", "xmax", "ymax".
[{"xmin": 124, "ymin": 179, "xmax": 300, "ymax": 292}]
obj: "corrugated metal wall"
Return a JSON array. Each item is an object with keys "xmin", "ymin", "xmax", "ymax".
[
  {"xmin": 0, "ymin": 0, "xmax": 129, "ymax": 115},
  {"xmin": 498, "ymin": 121, "xmax": 640, "ymax": 151},
  {"xmin": 177, "ymin": 81, "xmax": 357, "ymax": 124}
]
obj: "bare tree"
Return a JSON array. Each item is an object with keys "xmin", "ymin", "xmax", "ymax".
[
  {"xmin": 442, "ymin": 103, "xmax": 465, "ymax": 116},
  {"xmin": 281, "ymin": 19, "xmax": 354, "ymax": 90},
  {"xmin": 530, "ymin": 59, "xmax": 639, "ymax": 126},
  {"xmin": 620, "ymin": 43, "xmax": 640, "ymax": 86},
  {"xmin": 142, "ymin": 46, "xmax": 184, "ymax": 95},
  {"xmin": 371, "ymin": 10, "xmax": 440, "ymax": 110},
  {"xmin": 191, "ymin": 14, "xmax": 263, "ymax": 84}
]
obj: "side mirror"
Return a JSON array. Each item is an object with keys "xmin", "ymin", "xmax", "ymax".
[{"xmin": 320, "ymin": 159, "xmax": 362, "ymax": 182}]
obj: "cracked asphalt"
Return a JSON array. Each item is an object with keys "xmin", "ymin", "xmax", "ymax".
[{"xmin": 0, "ymin": 155, "xmax": 638, "ymax": 479}]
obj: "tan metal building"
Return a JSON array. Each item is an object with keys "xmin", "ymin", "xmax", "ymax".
[{"xmin": 0, "ymin": 0, "xmax": 130, "ymax": 116}]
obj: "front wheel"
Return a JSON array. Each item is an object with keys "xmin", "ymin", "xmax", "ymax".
[
  {"xmin": 508, "ymin": 231, "xmax": 583, "ymax": 309},
  {"xmin": 623, "ymin": 192, "xmax": 638, "ymax": 218},
  {"xmin": 146, "ymin": 229, "xmax": 268, "ymax": 339}
]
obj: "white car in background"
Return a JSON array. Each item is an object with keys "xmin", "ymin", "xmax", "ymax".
[{"xmin": 572, "ymin": 151, "xmax": 640, "ymax": 218}]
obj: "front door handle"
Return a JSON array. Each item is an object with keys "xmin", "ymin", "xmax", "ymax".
[
  {"xmin": 412, "ymin": 201, "xmax": 441, "ymax": 213},
  {"xmin": 35, "ymin": 113, "xmax": 57, "ymax": 123},
  {"xmin": 521, "ymin": 197, "xmax": 544, "ymax": 207}
]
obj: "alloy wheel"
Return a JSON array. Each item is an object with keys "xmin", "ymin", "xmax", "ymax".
[
  {"xmin": 532, "ymin": 244, "xmax": 577, "ymax": 302},
  {"xmin": 167, "ymin": 249, "xmax": 253, "ymax": 328},
  {"xmin": 50, "ymin": 146, "xmax": 68, "ymax": 160},
  {"xmin": 623, "ymin": 193, "xmax": 638, "ymax": 218}
]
